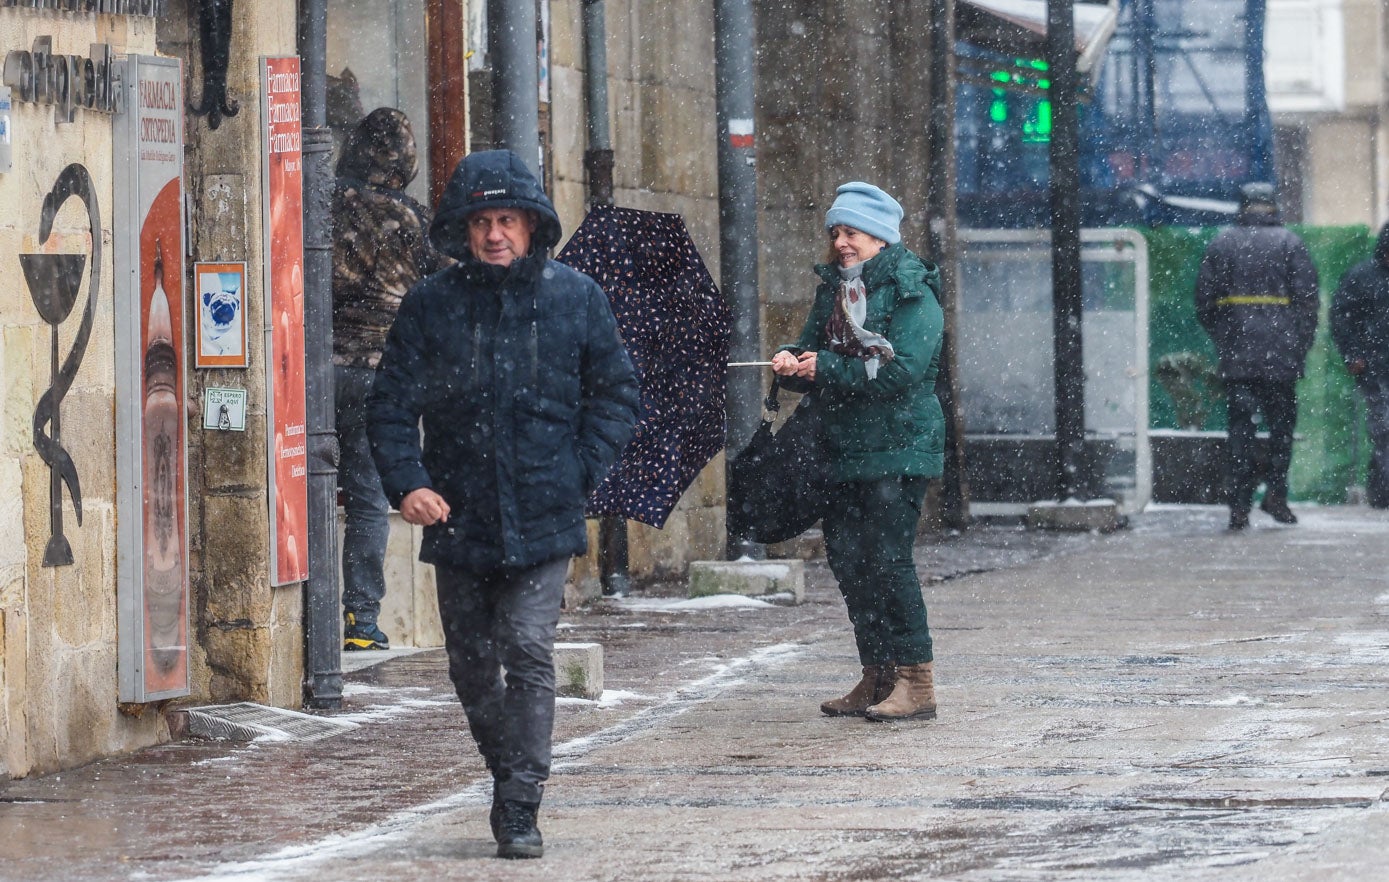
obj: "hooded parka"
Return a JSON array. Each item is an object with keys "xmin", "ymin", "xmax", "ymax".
[
  {"xmin": 1330, "ymin": 223, "xmax": 1389, "ymax": 377},
  {"xmin": 367, "ymin": 151, "xmax": 639, "ymax": 571},
  {"xmin": 332, "ymin": 108, "xmax": 446, "ymax": 369},
  {"xmin": 778, "ymin": 242, "xmax": 946, "ymax": 482}
]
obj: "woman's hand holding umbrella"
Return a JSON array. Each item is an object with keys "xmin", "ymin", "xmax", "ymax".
[{"xmin": 772, "ymin": 350, "xmax": 816, "ymax": 381}]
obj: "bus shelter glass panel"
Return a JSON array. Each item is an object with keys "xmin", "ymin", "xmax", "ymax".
[{"xmin": 957, "ymin": 229, "xmax": 1150, "ymax": 514}]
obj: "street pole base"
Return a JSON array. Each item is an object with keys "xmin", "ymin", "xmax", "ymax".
[{"xmin": 726, "ymin": 537, "xmax": 766, "ymax": 561}]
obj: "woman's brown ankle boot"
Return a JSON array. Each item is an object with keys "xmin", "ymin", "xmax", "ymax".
[
  {"xmin": 865, "ymin": 661, "xmax": 936, "ymax": 721},
  {"xmin": 820, "ymin": 663, "xmax": 898, "ymax": 717}
]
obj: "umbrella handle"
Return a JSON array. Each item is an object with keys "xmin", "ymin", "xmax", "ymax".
[{"xmin": 727, "ymin": 361, "xmax": 773, "ymax": 367}]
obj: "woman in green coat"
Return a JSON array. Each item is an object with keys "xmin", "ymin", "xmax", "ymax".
[{"xmin": 771, "ymin": 181, "xmax": 945, "ymax": 722}]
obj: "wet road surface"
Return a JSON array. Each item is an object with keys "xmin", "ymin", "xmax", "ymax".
[{"xmin": 2, "ymin": 506, "xmax": 1386, "ymax": 881}]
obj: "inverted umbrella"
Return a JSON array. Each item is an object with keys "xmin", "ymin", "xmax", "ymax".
[{"xmin": 558, "ymin": 204, "xmax": 731, "ymax": 528}]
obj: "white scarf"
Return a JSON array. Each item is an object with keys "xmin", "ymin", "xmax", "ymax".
[{"xmin": 829, "ymin": 263, "xmax": 895, "ymax": 379}]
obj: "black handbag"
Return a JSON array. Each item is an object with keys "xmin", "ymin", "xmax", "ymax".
[{"xmin": 727, "ymin": 377, "xmax": 832, "ymax": 545}]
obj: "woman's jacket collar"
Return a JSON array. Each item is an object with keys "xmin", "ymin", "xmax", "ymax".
[{"xmin": 815, "ymin": 241, "xmax": 907, "ymax": 288}]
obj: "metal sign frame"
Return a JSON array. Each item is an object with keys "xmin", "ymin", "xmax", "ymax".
[
  {"xmin": 260, "ymin": 56, "xmax": 308, "ymax": 586},
  {"xmin": 114, "ymin": 54, "xmax": 190, "ymax": 702},
  {"xmin": 957, "ymin": 227, "xmax": 1151, "ymax": 515},
  {"xmin": 193, "ymin": 260, "xmax": 249, "ymax": 367}
]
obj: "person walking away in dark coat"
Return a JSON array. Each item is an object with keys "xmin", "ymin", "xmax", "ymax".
[
  {"xmin": 332, "ymin": 108, "xmax": 448, "ymax": 651},
  {"xmin": 772, "ymin": 182, "xmax": 946, "ymax": 722},
  {"xmin": 1195, "ymin": 182, "xmax": 1319, "ymax": 530},
  {"xmin": 367, "ymin": 150, "xmax": 638, "ymax": 859},
  {"xmin": 1330, "ymin": 222, "xmax": 1389, "ymax": 508}
]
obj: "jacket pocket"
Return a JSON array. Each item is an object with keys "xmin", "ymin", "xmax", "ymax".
[
  {"xmin": 513, "ymin": 395, "xmax": 584, "ymax": 516},
  {"xmin": 514, "ymin": 395, "xmax": 579, "ymax": 471}
]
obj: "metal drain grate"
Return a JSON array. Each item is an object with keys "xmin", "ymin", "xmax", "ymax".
[{"xmin": 183, "ymin": 702, "xmax": 359, "ymax": 742}]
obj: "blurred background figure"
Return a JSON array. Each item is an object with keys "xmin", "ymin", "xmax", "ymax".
[
  {"xmin": 332, "ymin": 108, "xmax": 446, "ymax": 650},
  {"xmin": 1195, "ymin": 182, "xmax": 1319, "ymax": 530},
  {"xmin": 1330, "ymin": 222, "xmax": 1389, "ymax": 509}
]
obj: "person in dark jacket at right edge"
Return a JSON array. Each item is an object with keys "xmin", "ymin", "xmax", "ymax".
[
  {"xmin": 368, "ymin": 150, "xmax": 638, "ymax": 859},
  {"xmin": 1195, "ymin": 182, "xmax": 1319, "ymax": 530},
  {"xmin": 1330, "ymin": 222, "xmax": 1389, "ymax": 508}
]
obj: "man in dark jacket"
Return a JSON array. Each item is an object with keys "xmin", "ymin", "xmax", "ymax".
[
  {"xmin": 367, "ymin": 150, "xmax": 637, "ymax": 859},
  {"xmin": 332, "ymin": 108, "xmax": 447, "ymax": 651},
  {"xmin": 1195, "ymin": 182, "xmax": 1319, "ymax": 530},
  {"xmin": 1330, "ymin": 222, "xmax": 1389, "ymax": 507}
]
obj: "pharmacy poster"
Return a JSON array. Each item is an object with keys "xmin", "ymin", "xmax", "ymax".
[
  {"xmin": 113, "ymin": 55, "xmax": 189, "ymax": 702},
  {"xmin": 261, "ymin": 56, "xmax": 309, "ymax": 586}
]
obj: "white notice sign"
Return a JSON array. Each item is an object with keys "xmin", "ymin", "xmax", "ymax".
[{"xmin": 203, "ymin": 387, "xmax": 247, "ymax": 431}]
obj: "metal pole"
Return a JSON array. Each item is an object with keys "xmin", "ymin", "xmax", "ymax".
[
  {"xmin": 1135, "ymin": 0, "xmax": 1157, "ymax": 180},
  {"xmin": 583, "ymin": 0, "xmax": 614, "ymax": 205},
  {"xmin": 715, "ymin": 0, "xmax": 762, "ymax": 560},
  {"xmin": 1047, "ymin": 0, "xmax": 1087, "ymax": 500},
  {"xmin": 927, "ymin": 0, "xmax": 969, "ymax": 529},
  {"xmin": 490, "ymin": 0, "xmax": 542, "ymax": 177},
  {"xmin": 1244, "ymin": 0, "xmax": 1275, "ymax": 182},
  {"xmin": 298, "ymin": 0, "xmax": 343, "ymax": 708},
  {"xmin": 582, "ymin": 0, "xmax": 627, "ymax": 594}
]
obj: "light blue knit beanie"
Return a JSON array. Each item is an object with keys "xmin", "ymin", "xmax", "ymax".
[{"xmin": 824, "ymin": 182, "xmax": 903, "ymax": 245}]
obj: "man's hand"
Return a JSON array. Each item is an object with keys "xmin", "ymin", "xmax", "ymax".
[
  {"xmin": 400, "ymin": 487, "xmax": 451, "ymax": 526},
  {"xmin": 1348, "ymin": 358, "xmax": 1368, "ymax": 376}
]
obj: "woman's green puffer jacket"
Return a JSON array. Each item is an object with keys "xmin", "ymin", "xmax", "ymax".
[{"xmin": 778, "ymin": 242, "xmax": 945, "ymax": 482}]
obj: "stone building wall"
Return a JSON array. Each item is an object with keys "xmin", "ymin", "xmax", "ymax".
[
  {"xmin": 548, "ymin": 0, "xmax": 726, "ymax": 583},
  {"xmin": 0, "ymin": 0, "xmax": 301, "ymax": 780},
  {"xmin": 2, "ymin": 0, "xmax": 945, "ymax": 775},
  {"xmin": 0, "ymin": 9, "xmax": 161, "ymax": 779},
  {"xmin": 158, "ymin": 0, "xmax": 303, "ymax": 709},
  {"xmin": 547, "ymin": 0, "xmax": 936, "ymax": 583}
]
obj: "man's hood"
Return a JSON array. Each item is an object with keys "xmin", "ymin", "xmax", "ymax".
[
  {"xmin": 430, "ymin": 150, "xmax": 562, "ymax": 262},
  {"xmin": 335, "ymin": 107, "xmax": 418, "ymax": 191}
]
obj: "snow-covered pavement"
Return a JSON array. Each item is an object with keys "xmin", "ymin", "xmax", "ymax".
[{"xmin": 2, "ymin": 506, "xmax": 1387, "ymax": 881}]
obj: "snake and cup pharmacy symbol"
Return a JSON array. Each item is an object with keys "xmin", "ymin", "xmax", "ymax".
[{"xmin": 20, "ymin": 164, "xmax": 100, "ymax": 567}]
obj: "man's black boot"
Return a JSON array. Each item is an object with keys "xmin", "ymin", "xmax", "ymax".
[
  {"xmin": 495, "ymin": 800, "xmax": 543, "ymax": 859},
  {"xmin": 1260, "ymin": 496, "xmax": 1298, "ymax": 524},
  {"xmin": 1229, "ymin": 509, "xmax": 1250, "ymax": 531}
]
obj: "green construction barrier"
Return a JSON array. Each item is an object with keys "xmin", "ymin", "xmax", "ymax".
[{"xmin": 1143, "ymin": 224, "xmax": 1376, "ymax": 502}]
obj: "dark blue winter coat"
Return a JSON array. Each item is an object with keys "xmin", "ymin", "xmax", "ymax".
[
  {"xmin": 1194, "ymin": 213, "xmax": 1319, "ymax": 382},
  {"xmin": 1330, "ymin": 223, "xmax": 1389, "ymax": 378},
  {"xmin": 367, "ymin": 150, "xmax": 638, "ymax": 571}
]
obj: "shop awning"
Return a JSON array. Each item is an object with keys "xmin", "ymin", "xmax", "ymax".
[{"xmin": 957, "ymin": 0, "xmax": 1120, "ymax": 78}]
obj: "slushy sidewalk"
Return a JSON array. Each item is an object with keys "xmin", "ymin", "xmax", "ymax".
[{"xmin": 2, "ymin": 506, "xmax": 1387, "ymax": 882}]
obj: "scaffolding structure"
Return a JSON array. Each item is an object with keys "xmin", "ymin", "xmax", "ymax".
[{"xmin": 957, "ymin": 0, "xmax": 1275, "ymax": 228}]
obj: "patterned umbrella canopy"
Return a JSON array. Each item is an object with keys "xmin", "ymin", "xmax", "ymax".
[{"xmin": 558, "ymin": 204, "xmax": 731, "ymax": 528}]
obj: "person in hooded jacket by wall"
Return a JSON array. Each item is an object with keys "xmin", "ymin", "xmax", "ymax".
[
  {"xmin": 1330, "ymin": 222, "xmax": 1389, "ymax": 508},
  {"xmin": 1195, "ymin": 182, "xmax": 1319, "ymax": 530},
  {"xmin": 367, "ymin": 149, "xmax": 638, "ymax": 859},
  {"xmin": 772, "ymin": 182, "xmax": 945, "ymax": 723},
  {"xmin": 332, "ymin": 108, "xmax": 448, "ymax": 651}
]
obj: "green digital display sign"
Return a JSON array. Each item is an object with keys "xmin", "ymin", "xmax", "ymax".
[{"xmin": 986, "ymin": 58, "xmax": 1052, "ymax": 144}]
